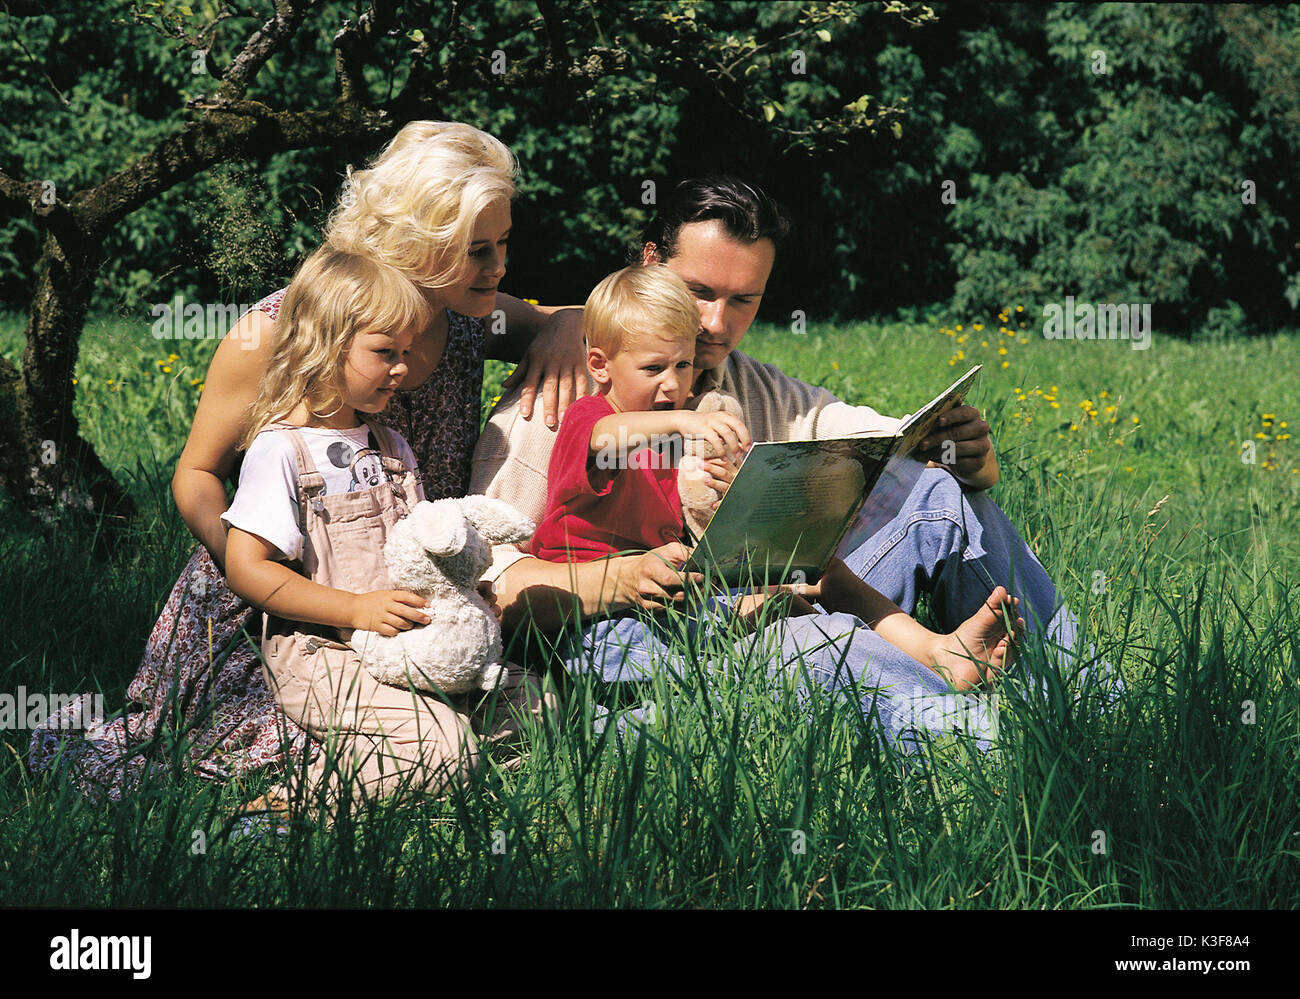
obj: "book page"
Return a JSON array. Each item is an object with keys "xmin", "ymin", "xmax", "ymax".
[{"xmin": 685, "ymin": 436, "xmax": 893, "ymax": 585}]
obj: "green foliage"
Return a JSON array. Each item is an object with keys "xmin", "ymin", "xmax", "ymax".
[{"xmin": 3, "ymin": 2, "xmax": 1300, "ymax": 333}]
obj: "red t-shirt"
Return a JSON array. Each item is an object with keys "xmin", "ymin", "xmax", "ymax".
[{"xmin": 529, "ymin": 394, "xmax": 684, "ymax": 562}]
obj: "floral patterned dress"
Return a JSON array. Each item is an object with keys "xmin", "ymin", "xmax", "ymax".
[{"xmin": 27, "ymin": 290, "xmax": 486, "ymax": 800}]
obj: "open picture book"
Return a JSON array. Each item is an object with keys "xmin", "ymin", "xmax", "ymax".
[{"xmin": 683, "ymin": 364, "xmax": 982, "ymax": 586}]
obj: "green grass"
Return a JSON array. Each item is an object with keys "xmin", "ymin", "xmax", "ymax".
[{"xmin": 2, "ymin": 310, "xmax": 1298, "ymax": 907}]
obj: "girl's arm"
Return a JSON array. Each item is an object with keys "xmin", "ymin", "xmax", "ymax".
[
  {"xmin": 486, "ymin": 293, "xmax": 587, "ymax": 428},
  {"xmin": 171, "ymin": 309, "xmax": 277, "ymax": 573},
  {"xmin": 225, "ymin": 528, "xmax": 430, "ymax": 637}
]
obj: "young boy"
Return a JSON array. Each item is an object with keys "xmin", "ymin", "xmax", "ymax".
[{"xmin": 530, "ymin": 265, "xmax": 1020, "ymax": 690}]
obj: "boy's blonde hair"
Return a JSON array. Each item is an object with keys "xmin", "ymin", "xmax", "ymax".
[
  {"xmin": 584, "ymin": 265, "xmax": 700, "ymax": 356},
  {"xmin": 240, "ymin": 245, "xmax": 434, "ymax": 450},
  {"xmin": 325, "ymin": 121, "xmax": 517, "ymax": 291}
]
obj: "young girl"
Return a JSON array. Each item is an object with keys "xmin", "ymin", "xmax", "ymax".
[
  {"xmin": 222, "ymin": 245, "xmax": 549, "ymax": 823},
  {"xmin": 30, "ymin": 121, "xmax": 579, "ymax": 803}
]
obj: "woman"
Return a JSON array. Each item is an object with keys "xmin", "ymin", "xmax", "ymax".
[{"xmin": 29, "ymin": 121, "xmax": 586, "ymax": 800}]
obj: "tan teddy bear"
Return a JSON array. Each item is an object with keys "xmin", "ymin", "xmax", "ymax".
[{"xmin": 677, "ymin": 390, "xmax": 746, "ymax": 541}]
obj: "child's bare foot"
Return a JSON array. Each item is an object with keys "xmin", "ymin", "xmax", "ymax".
[{"xmin": 930, "ymin": 586, "xmax": 1023, "ymax": 691}]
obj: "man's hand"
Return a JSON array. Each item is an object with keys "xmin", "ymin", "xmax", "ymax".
[
  {"xmin": 614, "ymin": 542, "xmax": 702, "ymax": 612},
  {"xmin": 916, "ymin": 405, "xmax": 999, "ymax": 489},
  {"xmin": 501, "ymin": 307, "xmax": 587, "ymax": 429}
]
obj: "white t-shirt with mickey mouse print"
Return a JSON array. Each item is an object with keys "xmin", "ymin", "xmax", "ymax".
[{"xmin": 222, "ymin": 425, "xmax": 425, "ymax": 563}]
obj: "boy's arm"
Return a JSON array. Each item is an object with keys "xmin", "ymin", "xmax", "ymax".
[
  {"xmin": 225, "ymin": 528, "xmax": 428, "ymax": 635},
  {"xmin": 589, "ymin": 409, "xmax": 750, "ymax": 458}
]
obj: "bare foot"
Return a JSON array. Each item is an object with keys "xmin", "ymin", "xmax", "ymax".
[{"xmin": 931, "ymin": 586, "xmax": 1023, "ymax": 691}]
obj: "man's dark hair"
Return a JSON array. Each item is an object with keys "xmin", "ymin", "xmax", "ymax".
[{"xmin": 640, "ymin": 175, "xmax": 791, "ymax": 262}]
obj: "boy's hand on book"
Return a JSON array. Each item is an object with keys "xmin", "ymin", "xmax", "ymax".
[
  {"xmin": 350, "ymin": 590, "xmax": 431, "ymax": 637},
  {"xmin": 681, "ymin": 411, "xmax": 751, "ymax": 464},
  {"xmin": 698, "ymin": 456, "xmax": 741, "ymax": 505}
]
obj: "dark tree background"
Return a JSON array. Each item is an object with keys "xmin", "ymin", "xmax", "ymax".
[{"xmin": 2, "ymin": 1, "xmax": 1298, "ymax": 521}]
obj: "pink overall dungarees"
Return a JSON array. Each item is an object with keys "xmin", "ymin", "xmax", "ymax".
[{"xmin": 259, "ymin": 420, "xmax": 550, "ymax": 814}]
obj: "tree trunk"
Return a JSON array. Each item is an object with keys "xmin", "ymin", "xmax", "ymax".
[{"xmin": 4, "ymin": 221, "xmax": 135, "ymax": 525}]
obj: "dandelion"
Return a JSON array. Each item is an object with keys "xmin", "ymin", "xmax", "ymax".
[
  {"xmin": 162, "ymin": 366, "xmax": 172, "ymax": 373},
  {"xmin": 997, "ymin": 346, "xmax": 1007, "ymax": 356},
  {"xmin": 1016, "ymin": 306, "xmax": 1024, "ymax": 313},
  {"xmin": 832, "ymin": 361, "xmax": 839, "ymax": 370},
  {"xmin": 973, "ymin": 324, "xmax": 984, "ymax": 332},
  {"xmin": 1001, "ymin": 361, "xmax": 1010, "ymax": 368},
  {"xmin": 1132, "ymin": 416, "xmax": 1140, "ymax": 424}
]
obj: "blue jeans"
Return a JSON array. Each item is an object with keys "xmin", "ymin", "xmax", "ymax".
[
  {"xmin": 841, "ymin": 467, "xmax": 1112, "ymax": 689},
  {"xmin": 560, "ymin": 468, "xmax": 1108, "ymax": 747}
]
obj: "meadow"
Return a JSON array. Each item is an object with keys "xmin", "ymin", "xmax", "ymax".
[{"xmin": 1, "ymin": 308, "xmax": 1297, "ymax": 908}]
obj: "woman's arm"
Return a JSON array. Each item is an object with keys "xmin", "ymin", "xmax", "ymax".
[
  {"xmin": 170, "ymin": 310, "xmax": 277, "ymax": 573},
  {"xmin": 226, "ymin": 528, "xmax": 429, "ymax": 637},
  {"xmin": 495, "ymin": 544, "xmax": 700, "ymax": 634},
  {"xmin": 486, "ymin": 293, "xmax": 587, "ymax": 429}
]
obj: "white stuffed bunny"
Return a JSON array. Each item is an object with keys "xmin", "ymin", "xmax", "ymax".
[{"xmin": 352, "ymin": 495, "xmax": 534, "ymax": 695}]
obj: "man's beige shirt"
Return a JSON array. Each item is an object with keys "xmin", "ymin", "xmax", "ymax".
[{"xmin": 470, "ymin": 349, "xmax": 903, "ymax": 582}]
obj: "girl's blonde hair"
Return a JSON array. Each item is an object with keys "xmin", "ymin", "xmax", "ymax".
[
  {"xmin": 584, "ymin": 265, "xmax": 701, "ymax": 356},
  {"xmin": 325, "ymin": 121, "xmax": 517, "ymax": 291},
  {"xmin": 240, "ymin": 245, "xmax": 434, "ymax": 450}
]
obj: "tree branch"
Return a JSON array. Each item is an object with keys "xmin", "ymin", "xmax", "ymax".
[
  {"xmin": 213, "ymin": 0, "xmax": 318, "ymax": 104},
  {"xmin": 73, "ymin": 104, "xmax": 396, "ymax": 232},
  {"xmin": 333, "ymin": 1, "xmax": 396, "ymax": 106}
]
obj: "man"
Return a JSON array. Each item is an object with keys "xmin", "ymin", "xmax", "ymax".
[{"xmin": 471, "ymin": 176, "xmax": 1104, "ymax": 739}]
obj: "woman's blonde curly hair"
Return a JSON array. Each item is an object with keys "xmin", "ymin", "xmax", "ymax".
[
  {"xmin": 325, "ymin": 121, "xmax": 517, "ymax": 290},
  {"xmin": 240, "ymin": 245, "xmax": 434, "ymax": 450}
]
